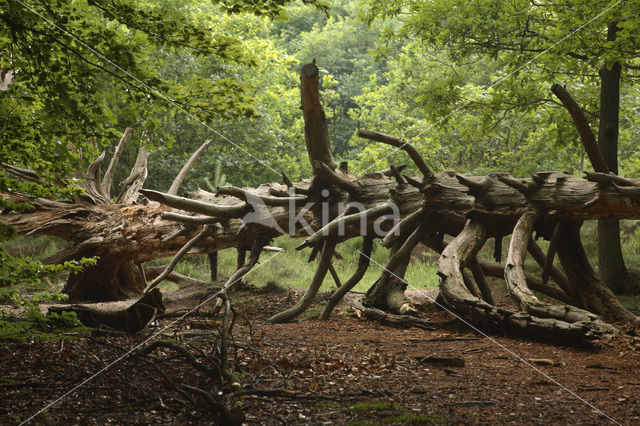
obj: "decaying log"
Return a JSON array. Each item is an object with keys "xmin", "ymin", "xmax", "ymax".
[
  {"xmin": 504, "ymin": 211, "xmax": 606, "ymax": 324},
  {"xmin": 555, "ymin": 222, "xmax": 638, "ymax": 323},
  {"xmin": 49, "ymin": 289, "xmax": 164, "ymax": 333},
  {"xmin": 3, "ymin": 62, "xmax": 639, "ymax": 344}
]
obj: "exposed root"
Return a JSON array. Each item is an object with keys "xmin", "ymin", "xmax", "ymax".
[
  {"xmin": 266, "ymin": 239, "xmax": 337, "ymax": 323},
  {"xmin": 438, "ymin": 219, "xmax": 619, "ymax": 344},
  {"xmin": 352, "ymin": 297, "xmax": 437, "ymax": 330},
  {"xmin": 145, "ymin": 226, "xmax": 212, "ymax": 292},
  {"xmin": 320, "ymin": 237, "xmax": 374, "ymax": 320}
]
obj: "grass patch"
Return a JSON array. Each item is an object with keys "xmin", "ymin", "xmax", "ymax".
[
  {"xmin": 380, "ymin": 414, "xmax": 441, "ymax": 424},
  {"xmin": 348, "ymin": 400, "xmax": 399, "ymax": 414},
  {"xmin": 343, "ymin": 400, "xmax": 440, "ymax": 425},
  {"xmin": 148, "ymin": 236, "xmax": 440, "ymax": 292},
  {"xmin": 0, "ymin": 319, "xmax": 91, "ymax": 342}
]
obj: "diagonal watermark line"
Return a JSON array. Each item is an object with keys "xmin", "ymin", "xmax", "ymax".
[
  {"xmin": 19, "ymin": 251, "xmax": 283, "ymax": 425},
  {"xmin": 13, "ymin": 0, "xmax": 282, "ymax": 178},
  {"xmin": 359, "ymin": 251, "xmax": 621, "ymax": 425},
  {"xmin": 359, "ymin": 0, "xmax": 624, "ymax": 175}
]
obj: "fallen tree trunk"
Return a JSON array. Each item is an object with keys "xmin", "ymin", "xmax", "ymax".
[{"xmin": 2, "ymin": 63, "xmax": 639, "ymax": 343}]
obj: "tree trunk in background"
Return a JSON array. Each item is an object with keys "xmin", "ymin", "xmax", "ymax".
[{"xmin": 597, "ymin": 21, "xmax": 629, "ymax": 294}]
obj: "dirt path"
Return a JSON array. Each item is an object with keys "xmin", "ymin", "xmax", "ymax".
[{"xmin": 1, "ymin": 285, "xmax": 639, "ymax": 424}]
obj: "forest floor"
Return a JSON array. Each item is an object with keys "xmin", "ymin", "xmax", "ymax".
[{"xmin": 2, "ymin": 282, "xmax": 640, "ymax": 425}]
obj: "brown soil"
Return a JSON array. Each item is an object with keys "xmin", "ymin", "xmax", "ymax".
[{"xmin": 1, "ymin": 284, "xmax": 640, "ymax": 425}]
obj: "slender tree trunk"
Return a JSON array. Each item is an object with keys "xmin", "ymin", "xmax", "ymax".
[
  {"xmin": 597, "ymin": 21, "xmax": 628, "ymax": 294},
  {"xmin": 208, "ymin": 252, "xmax": 218, "ymax": 282}
]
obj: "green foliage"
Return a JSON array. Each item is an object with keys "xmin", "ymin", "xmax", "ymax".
[
  {"xmin": 353, "ymin": 0, "xmax": 640, "ymax": 176},
  {"xmin": 0, "ymin": 288, "xmax": 87, "ymax": 342},
  {"xmin": 150, "ymin": 235, "xmax": 438, "ymax": 293},
  {"xmin": 0, "ymin": 0, "xmax": 312, "ymax": 286},
  {"xmin": 0, "ymin": 243, "xmax": 96, "ymax": 288},
  {"xmin": 204, "ymin": 160, "xmax": 227, "ymax": 191},
  {"xmin": 348, "ymin": 401, "xmax": 398, "ymax": 414}
]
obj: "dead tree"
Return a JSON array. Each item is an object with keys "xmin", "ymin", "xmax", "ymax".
[{"xmin": 2, "ymin": 63, "xmax": 639, "ymax": 343}]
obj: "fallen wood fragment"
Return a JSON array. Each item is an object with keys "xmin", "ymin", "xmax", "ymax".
[
  {"xmin": 415, "ymin": 355, "xmax": 465, "ymax": 367},
  {"xmin": 48, "ymin": 289, "xmax": 164, "ymax": 333}
]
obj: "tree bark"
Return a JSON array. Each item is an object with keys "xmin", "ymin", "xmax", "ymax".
[
  {"xmin": 300, "ymin": 62, "xmax": 338, "ymax": 173},
  {"xmin": 597, "ymin": 21, "xmax": 629, "ymax": 294},
  {"xmin": 3, "ymin": 63, "xmax": 639, "ymax": 343}
]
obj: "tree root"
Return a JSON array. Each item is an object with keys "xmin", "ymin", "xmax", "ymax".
[
  {"xmin": 352, "ymin": 297, "xmax": 437, "ymax": 329},
  {"xmin": 266, "ymin": 239, "xmax": 337, "ymax": 323},
  {"xmin": 438, "ymin": 219, "xmax": 619, "ymax": 344}
]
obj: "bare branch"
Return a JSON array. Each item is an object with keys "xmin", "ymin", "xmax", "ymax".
[
  {"xmin": 357, "ymin": 129, "xmax": 434, "ymax": 179},
  {"xmin": 102, "ymin": 127, "xmax": 132, "ymax": 198},
  {"xmin": 321, "ymin": 237, "xmax": 374, "ymax": 319},
  {"xmin": 315, "ymin": 161, "xmax": 359, "ymax": 193},
  {"xmin": 144, "ymin": 226, "xmax": 212, "ymax": 292},
  {"xmin": 551, "ymin": 84, "xmax": 609, "ymax": 173},
  {"xmin": 168, "ymin": 140, "xmax": 211, "ymax": 196},
  {"xmin": 296, "ymin": 203, "xmax": 394, "ymax": 250},
  {"xmin": 161, "ymin": 212, "xmax": 221, "ymax": 224},
  {"xmin": 267, "ymin": 239, "xmax": 337, "ymax": 323},
  {"xmin": 141, "ymin": 189, "xmax": 248, "ymax": 218},
  {"xmin": 216, "ymin": 185, "xmax": 309, "ymax": 206}
]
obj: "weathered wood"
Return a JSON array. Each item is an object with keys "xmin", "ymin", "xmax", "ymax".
[
  {"xmin": 477, "ymin": 259, "xmax": 572, "ymax": 304},
  {"xmin": 145, "ymin": 226, "xmax": 212, "ymax": 292},
  {"xmin": 266, "ymin": 239, "xmax": 337, "ymax": 323},
  {"xmin": 49, "ymin": 288, "xmax": 164, "ymax": 333},
  {"xmin": 208, "ymin": 252, "xmax": 218, "ymax": 282},
  {"xmin": 357, "ymin": 129, "xmax": 434, "ymax": 179},
  {"xmin": 168, "ymin": 139, "xmax": 211, "ymax": 195},
  {"xmin": 301, "ymin": 62, "xmax": 337, "ymax": 172},
  {"xmin": 102, "ymin": 127, "xmax": 132, "ymax": 199},
  {"xmin": 468, "ymin": 257, "xmax": 495, "ymax": 304},
  {"xmin": 438, "ymin": 220, "xmax": 618, "ymax": 343},
  {"xmin": 364, "ymin": 224, "xmax": 427, "ymax": 314},
  {"xmin": 542, "ymin": 222, "xmax": 561, "ymax": 284},
  {"xmin": 556, "ymin": 222, "xmax": 638, "ymax": 323},
  {"xmin": 505, "ymin": 209, "xmax": 540, "ymax": 310},
  {"xmin": 117, "ymin": 146, "xmax": 148, "ymax": 204},
  {"xmin": 3, "ymin": 62, "xmax": 639, "ymax": 343},
  {"xmin": 321, "ymin": 237, "xmax": 374, "ymax": 320},
  {"xmin": 504, "ymin": 211, "xmax": 604, "ymax": 324}
]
